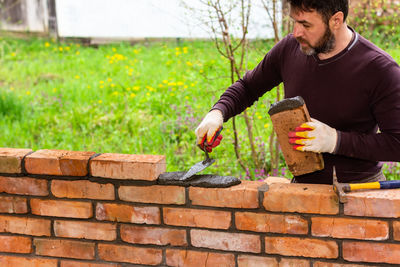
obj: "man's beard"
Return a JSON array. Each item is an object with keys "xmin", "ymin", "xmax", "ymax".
[{"xmin": 296, "ymin": 26, "xmax": 336, "ymax": 56}]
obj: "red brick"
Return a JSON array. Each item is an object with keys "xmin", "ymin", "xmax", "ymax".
[
  {"xmin": 314, "ymin": 262, "xmax": 380, "ymax": 267},
  {"xmin": 119, "ymin": 185, "xmax": 185, "ymax": 204},
  {"xmin": 343, "ymin": 241, "xmax": 400, "ymax": 264},
  {"xmin": 279, "ymin": 258, "xmax": 310, "ymax": 267},
  {"xmin": 52, "ymin": 180, "xmax": 114, "ymax": 200},
  {"xmin": 61, "ymin": 261, "xmax": 121, "ymax": 267},
  {"xmin": 0, "ymin": 235, "xmax": 31, "ymax": 253},
  {"xmin": 34, "ymin": 238, "xmax": 95, "ymax": 260},
  {"xmin": 98, "ymin": 243, "xmax": 162, "ymax": 265},
  {"xmin": 166, "ymin": 249, "xmax": 235, "ymax": 267},
  {"xmin": 394, "ymin": 221, "xmax": 400, "ymax": 241},
  {"xmin": 344, "ymin": 189, "xmax": 400, "ymax": 218},
  {"xmin": 191, "ymin": 229, "xmax": 261, "ymax": 253},
  {"xmin": 0, "ymin": 196, "xmax": 27, "ymax": 213},
  {"xmin": 237, "ymin": 255, "xmax": 278, "ymax": 267},
  {"xmin": 0, "ymin": 215, "xmax": 51, "ymax": 236},
  {"xmin": 121, "ymin": 224, "xmax": 187, "ymax": 246},
  {"xmin": 235, "ymin": 212, "xmax": 308, "ymax": 234},
  {"xmin": 0, "ymin": 176, "xmax": 48, "ymax": 196},
  {"xmin": 189, "ymin": 180, "xmax": 262, "ymax": 208},
  {"xmin": 263, "ymin": 183, "xmax": 338, "ymax": 214},
  {"xmin": 31, "ymin": 199, "xmax": 92, "ymax": 218},
  {"xmin": 54, "ymin": 220, "xmax": 116, "ymax": 241},
  {"xmin": 312, "ymin": 217, "xmax": 388, "ymax": 240},
  {"xmin": 96, "ymin": 202, "xmax": 160, "ymax": 224},
  {"xmin": 25, "ymin": 149, "xmax": 95, "ymax": 176},
  {"xmin": 0, "ymin": 148, "xmax": 32, "ymax": 173},
  {"xmin": 163, "ymin": 207, "xmax": 231, "ymax": 229},
  {"xmin": 265, "ymin": 236, "xmax": 338, "ymax": 258},
  {"xmin": 90, "ymin": 153, "xmax": 165, "ymax": 181},
  {"xmin": 0, "ymin": 255, "xmax": 57, "ymax": 267}
]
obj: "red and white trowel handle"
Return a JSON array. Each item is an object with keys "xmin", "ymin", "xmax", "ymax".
[{"xmin": 198, "ymin": 127, "xmax": 223, "ymax": 153}]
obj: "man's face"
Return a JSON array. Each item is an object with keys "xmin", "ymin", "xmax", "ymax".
[{"xmin": 290, "ymin": 8, "xmax": 335, "ymax": 56}]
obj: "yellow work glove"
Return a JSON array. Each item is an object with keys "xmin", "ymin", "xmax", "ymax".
[
  {"xmin": 195, "ymin": 109, "xmax": 224, "ymax": 152},
  {"xmin": 288, "ymin": 118, "xmax": 338, "ymax": 153}
]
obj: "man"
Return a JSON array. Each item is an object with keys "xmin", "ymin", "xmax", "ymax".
[{"xmin": 195, "ymin": 0, "xmax": 400, "ymax": 184}]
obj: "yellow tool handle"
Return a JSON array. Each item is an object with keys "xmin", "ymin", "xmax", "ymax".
[{"xmin": 349, "ymin": 182, "xmax": 381, "ymax": 191}]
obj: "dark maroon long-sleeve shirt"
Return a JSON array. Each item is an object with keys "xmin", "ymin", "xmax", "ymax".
[{"xmin": 213, "ymin": 29, "xmax": 400, "ymax": 184}]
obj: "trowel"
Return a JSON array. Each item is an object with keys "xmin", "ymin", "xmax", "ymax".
[{"xmin": 179, "ymin": 127, "xmax": 223, "ymax": 181}]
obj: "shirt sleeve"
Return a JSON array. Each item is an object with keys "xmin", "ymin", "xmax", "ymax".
[
  {"xmin": 336, "ymin": 58, "xmax": 400, "ymax": 161},
  {"xmin": 212, "ymin": 37, "xmax": 287, "ymax": 122}
]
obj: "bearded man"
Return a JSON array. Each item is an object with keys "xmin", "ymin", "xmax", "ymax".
[{"xmin": 195, "ymin": 0, "xmax": 400, "ymax": 184}]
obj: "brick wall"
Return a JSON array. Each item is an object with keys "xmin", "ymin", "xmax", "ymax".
[{"xmin": 0, "ymin": 148, "xmax": 399, "ymax": 266}]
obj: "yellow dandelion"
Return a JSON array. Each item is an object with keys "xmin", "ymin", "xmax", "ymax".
[
  {"xmin": 130, "ymin": 93, "xmax": 136, "ymax": 98},
  {"xmin": 11, "ymin": 52, "xmax": 16, "ymax": 57},
  {"xmin": 162, "ymin": 80, "xmax": 168, "ymax": 84},
  {"xmin": 10, "ymin": 87, "xmax": 14, "ymax": 91},
  {"xmin": 133, "ymin": 49, "xmax": 139, "ymax": 54},
  {"xmin": 76, "ymin": 51, "xmax": 80, "ymax": 55},
  {"xmin": 186, "ymin": 61, "xmax": 193, "ymax": 67},
  {"xmin": 99, "ymin": 85, "xmax": 104, "ymax": 89},
  {"xmin": 158, "ymin": 84, "xmax": 164, "ymax": 88},
  {"xmin": 170, "ymin": 93, "xmax": 175, "ymax": 96},
  {"xmin": 75, "ymin": 75, "xmax": 80, "ymax": 79},
  {"xmin": 264, "ymin": 123, "xmax": 269, "ymax": 128},
  {"xmin": 185, "ymin": 96, "xmax": 189, "ymax": 100},
  {"xmin": 109, "ymin": 60, "xmax": 114, "ymax": 64},
  {"xmin": 175, "ymin": 51, "xmax": 181, "ymax": 56},
  {"xmin": 26, "ymin": 91, "xmax": 31, "ymax": 95},
  {"xmin": 258, "ymin": 116, "xmax": 262, "ymax": 119},
  {"xmin": 168, "ymin": 82, "xmax": 176, "ymax": 86},
  {"xmin": 177, "ymin": 81, "xmax": 184, "ymax": 86},
  {"xmin": 45, "ymin": 42, "xmax": 50, "ymax": 47},
  {"xmin": 111, "ymin": 84, "xmax": 115, "ymax": 88},
  {"xmin": 112, "ymin": 91, "xmax": 119, "ymax": 96},
  {"xmin": 107, "ymin": 78, "xmax": 112, "ymax": 82},
  {"xmin": 87, "ymin": 85, "xmax": 91, "ymax": 89},
  {"xmin": 126, "ymin": 87, "xmax": 131, "ymax": 91},
  {"xmin": 99, "ymin": 80, "xmax": 104, "ymax": 84},
  {"xmin": 98, "ymin": 100, "xmax": 103, "ymax": 104},
  {"xmin": 65, "ymin": 46, "xmax": 70, "ymax": 51},
  {"xmin": 184, "ymin": 85, "xmax": 188, "ymax": 89},
  {"xmin": 52, "ymin": 88, "xmax": 57, "ymax": 93},
  {"xmin": 199, "ymin": 69, "xmax": 204, "ymax": 73},
  {"xmin": 190, "ymin": 83, "xmax": 195, "ymax": 87},
  {"xmin": 112, "ymin": 47, "xmax": 116, "ymax": 52},
  {"xmin": 59, "ymin": 47, "xmax": 63, "ymax": 51},
  {"xmin": 146, "ymin": 92, "xmax": 150, "ymax": 96},
  {"xmin": 183, "ymin": 47, "xmax": 188, "ymax": 53},
  {"xmin": 133, "ymin": 86, "xmax": 140, "ymax": 91}
]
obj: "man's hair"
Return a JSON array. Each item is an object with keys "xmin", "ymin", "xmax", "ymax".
[{"xmin": 287, "ymin": 0, "xmax": 349, "ymax": 23}]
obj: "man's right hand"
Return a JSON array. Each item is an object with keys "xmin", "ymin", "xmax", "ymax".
[{"xmin": 195, "ymin": 109, "xmax": 224, "ymax": 151}]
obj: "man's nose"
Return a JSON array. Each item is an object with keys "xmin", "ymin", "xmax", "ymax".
[{"xmin": 292, "ymin": 23, "xmax": 303, "ymax": 38}]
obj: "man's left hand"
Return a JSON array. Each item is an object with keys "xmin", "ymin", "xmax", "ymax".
[{"xmin": 288, "ymin": 118, "xmax": 338, "ymax": 153}]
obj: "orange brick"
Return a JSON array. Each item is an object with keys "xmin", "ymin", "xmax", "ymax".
[
  {"xmin": 191, "ymin": 229, "xmax": 261, "ymax": 253},
  {"xmin": 0, "ymin": 176, "xmax": 48, "ymax": 196},
  {"xmin": 312, "ymin": 217, "xmax": 388, "ymax": 240},
  {"xmin": 121, "ymin": 224, "xmax": 187, "ymax": 246},
  {"xmin": 0, "ymin": 215, "xmax": 51, "ymax": 236},
  {"xmin": 279, "ymin": 258, "xmax": 310, "ymax": 267},
  {"xmin": 25, "ymin": 149, "xmax": 95, "ymax": 176},
  {"xmin": 163, "ymin": 207, "xmax": 231, "ymax": 229},
  {"xmin": 31, "ymin": 199, "xmax": 92, "ymax": 218},
  {"xmin": 189, "ymin": 180, "xmax": 262, "ymax": 208},
  {"xmin": 52, "ymin": 180, "xmax": 114, "ymax": 200},
  {"xmin": 90, "ymin": 153, "xmax": 165, "ymax": 181},
  {"xmin": 166, "ymin": 249, "xmax": 235, "ymax": 267},
  {"xmin": 34, "ymin": 238, "xmax": 95, "ymax": 260},
  {"xmin": 265, "ymin": 236, "xmax": 338, "ymax": 258},
  {"xmin": 263, "ymin": 183, "xmax": 338, "ymax": 214},
  {"xmin": 314, "ymin": 262, "xmax": 380, "ymax": 267},
  {"xmin": 343, "ymin": 241, "xmax": 400, "ymax": 264},
  {"xmin": 119, "ymin": 185, "xmax": 185, "ymax": 204},
  {"xmin": 237, "ymin": 255, "xmax": 278, "ymax": 267},
  {"xmin": 0, "ymin": 148, "xmax": 32, "ymax": 173},
  {"xmin": 0, "ymin": 255, "xmax": 57, "ymax": 267},
  {"xmin": 60, "ymin": 260, "xmax": 121, "ymax": 267},
  {"xmin": 235, "ymin": 212, "xmax": 308, "ymax": 234},
  {"xmin": 61, "ymin": 261, "xmax": 121, "ymax": 267},
  {"xmin": 54, "ymin": 220, "xmax": 116, "ymax": 241},
  {"xmin": 98, "ymin": 243, "xmax": 162, "ymax": 265},
  {"xmin": 344, "ymin": 189, "xmax": 400, "ymax": 217},
  {"xmin": 0, "ymin": 235, "xmax": 31, "ymax": 253},
  {"xmin": 0, "ymin": 196, "xmax": 27, "ymax": 213},
  {"xmin": 96, "ymin": 203, "xmax": 160, "ymax": 224},
  {"xmin": 394, "ymin": 221, "xmax": 400, "ymax": 241}
]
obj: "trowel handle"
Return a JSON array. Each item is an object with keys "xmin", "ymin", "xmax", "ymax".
[{"xmin": 199, "ymin": 127, "xmax": 223, "ymax": 153}]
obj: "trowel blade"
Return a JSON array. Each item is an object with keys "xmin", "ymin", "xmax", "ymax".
[{"xmin": 179, "ymin": 158, "xmax": 215, "ymax": 181}]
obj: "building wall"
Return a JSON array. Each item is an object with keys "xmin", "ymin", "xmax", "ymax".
[{"xmin": 0, "ymin": 147, "xmax": 399, "ymax": 266}]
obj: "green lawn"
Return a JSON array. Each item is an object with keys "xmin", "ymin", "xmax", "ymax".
[{"xmin": 0, "ymin": 36, "xmax": 399, "ymax": 180}]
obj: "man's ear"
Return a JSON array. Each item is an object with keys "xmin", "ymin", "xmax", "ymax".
[{"xmin": 330, "ymin": 11, "xmax": 344, "ymax": 30}]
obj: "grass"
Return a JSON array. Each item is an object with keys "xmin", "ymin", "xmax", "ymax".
[{"xmin": 0, "ymin": 35, "xmax": 399, "ymax": 180}]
